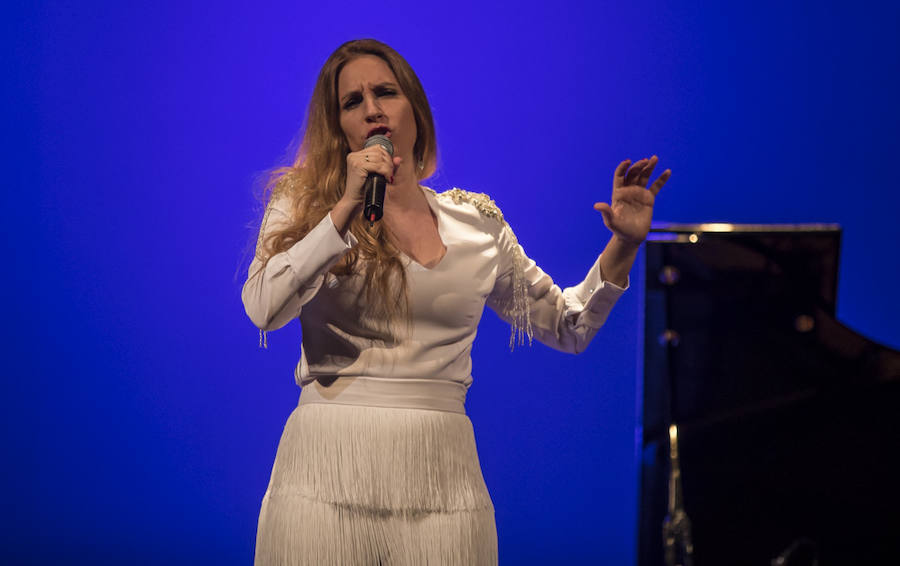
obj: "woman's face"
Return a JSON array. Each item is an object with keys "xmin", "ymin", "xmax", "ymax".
[{"xmin": 337, "ymin": 55, "xmax": 417, "ymax": 161}]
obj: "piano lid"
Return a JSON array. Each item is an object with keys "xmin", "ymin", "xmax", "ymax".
[{"xmin": 648, "ymin": 221, "xmax": 841, "ymax": 243}]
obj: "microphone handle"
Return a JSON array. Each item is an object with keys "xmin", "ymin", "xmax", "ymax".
[{"xmin": 363, "ymin": 173, "xmax": 387, "ymax": 222}]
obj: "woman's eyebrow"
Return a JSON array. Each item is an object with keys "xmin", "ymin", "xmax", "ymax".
[{"xmin": 340, "ymin": 82, "xmax": 399, "ymax": 103}]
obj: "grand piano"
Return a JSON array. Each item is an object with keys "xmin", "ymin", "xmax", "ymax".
[{"xmin": 637, "ymin": 223, "xmax": 900, "ymax": 566}]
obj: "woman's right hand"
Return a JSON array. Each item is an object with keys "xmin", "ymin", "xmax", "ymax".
[
  {"xmin": 330, "ymin": 145, "xmax": 402, "ymax": 236},
  {"xmin": 340, "ymin": 145, "xmax": 401, "ymax": 208}
]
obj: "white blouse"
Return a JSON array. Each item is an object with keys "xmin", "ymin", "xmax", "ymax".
[{"xmin": 241, "ymin": 186, "xmax": 627, "ymax": 412}]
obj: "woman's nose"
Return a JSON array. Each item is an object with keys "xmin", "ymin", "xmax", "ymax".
[{"xmin": 363, "ymin": 95, "xmax": 384, "ymax": 121}]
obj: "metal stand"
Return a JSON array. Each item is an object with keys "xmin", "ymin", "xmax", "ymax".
[{"xmin": 662, "ymin": 423, "xmax": 694, "ymax": 566}]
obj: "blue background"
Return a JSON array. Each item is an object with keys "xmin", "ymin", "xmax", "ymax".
[{"xmin": 6, "ymin": 1, "xmax": 899, "ymax": 564}]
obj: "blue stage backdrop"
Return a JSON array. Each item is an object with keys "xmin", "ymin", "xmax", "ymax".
[{"xmin": 6, "ymin": 1, "xmax": 899, "ymax": 564}]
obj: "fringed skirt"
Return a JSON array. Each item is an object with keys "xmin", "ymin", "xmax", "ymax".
[{"xmin": 254, "ymin": 401, "xmax": 497, "ymax": 565}]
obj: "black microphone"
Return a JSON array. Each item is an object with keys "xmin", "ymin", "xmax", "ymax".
[{"xmin": 362, "ymin": 134, "xmax": 394, "ymax": 223}]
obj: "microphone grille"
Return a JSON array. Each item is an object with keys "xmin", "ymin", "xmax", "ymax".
[{"xmin": 364, "ymin": 134, "xmax": 394, "ymax": 157}]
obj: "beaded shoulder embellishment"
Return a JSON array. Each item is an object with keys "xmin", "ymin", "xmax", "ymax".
[
  {"xmin": 439, "ymin": 188, "xmax": 533, "ymax": 349},
  {"xmin": 443, "ymin": 188, "xmax": 505, "ymax": 222}
]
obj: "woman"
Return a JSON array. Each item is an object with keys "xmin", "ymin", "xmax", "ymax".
[{"xmin": 242, "ymin": 38, "xmax": 670, "ymax": 566}]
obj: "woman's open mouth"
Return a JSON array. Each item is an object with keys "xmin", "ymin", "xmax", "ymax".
[{"xmin": 367, "ymin": 126, "xmax": 392, "ymax": 138}]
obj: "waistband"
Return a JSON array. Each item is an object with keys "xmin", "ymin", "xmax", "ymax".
[{"xmin": 298, "ymin": 376, "xmax": 468, "ymax": 415}]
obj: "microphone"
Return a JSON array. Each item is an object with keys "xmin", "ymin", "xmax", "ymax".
[{"xmin": 362, "ymin": 134, "xmax": 394, "ymax": 223}]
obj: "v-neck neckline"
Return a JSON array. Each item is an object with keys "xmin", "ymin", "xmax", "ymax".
[{"xmin": 401, "ymin": 186, "xmax": 448, "ymax": 272}]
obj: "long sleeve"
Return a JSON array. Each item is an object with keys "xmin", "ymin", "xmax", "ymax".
[
  {"xmin": 241, "ymin": 195, "xmax": 357, "ymax": 331},
  {"xmin": 486, "ymin": 223, "xmax": 627, "ymax": 354}
]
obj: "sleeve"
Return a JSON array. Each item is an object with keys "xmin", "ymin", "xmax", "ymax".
[
  {"xmin": 485, "ymin": 223, "xmax": 628, "ymax": 354},
  {"xmin": 241, "ymin": 195, "xmax": 358, "ymax": 331}
]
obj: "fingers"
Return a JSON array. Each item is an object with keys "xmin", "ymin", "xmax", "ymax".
[
  {"xmin": 613, "ymin": 160, "xmax": 631, "ymax": 189},
  {"xmin": 344, "ymin": 146, "xmax": 396, "ymax": 199},
  {"xmin": 617, "ymin": 156, "xmax": 670, "ymax": 195},
  {"xmin": 648, "ymin": 169, "xmax": 672, "ymax": 196},
  {"xmin": 348, "ymin": 145, "xmax": 394, "ymax": 179},
  {"xmin": 637, "ymin": 155, "xmax": 658, "ymax": 187},
  {"xmin": 624, "ymin": 158, "xmax": 650, "ymax": 186}
]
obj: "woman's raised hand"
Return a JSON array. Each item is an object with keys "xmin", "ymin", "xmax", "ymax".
[
  {"xmin": 593, "ymin": 156, "xmax": 671, "ymax": 246},
  {"xmin": 330, "ymin": 145, "xmax": 402, "ymax": 236},
  {"xmin": 341, "ymin": 145, "xmax": 402, "ymax": 207}
]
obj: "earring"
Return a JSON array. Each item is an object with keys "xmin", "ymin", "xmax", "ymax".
[{"xmin": 416, "ymin": 158, "xmax": 425, "ymax": 171}]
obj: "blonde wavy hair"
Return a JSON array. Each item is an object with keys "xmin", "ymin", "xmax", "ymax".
[{"xmin": 254, "ymin": 39, "xmax": 437, "ymax": 323}]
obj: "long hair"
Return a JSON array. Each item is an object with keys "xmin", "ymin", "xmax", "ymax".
[{"xmin": 254, "ymin": 39, "xmax": 437, "ymax": 324}]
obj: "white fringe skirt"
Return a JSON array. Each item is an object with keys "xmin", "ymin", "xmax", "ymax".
[{"xmin": 254, "ymin": 401, "xmax": 498, "ymax": 565}]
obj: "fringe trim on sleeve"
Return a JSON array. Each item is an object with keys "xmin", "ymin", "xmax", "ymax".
[
  {"xmin": 253, "ymin": 202, "xmax": 275, "ymax": 349},
  {"xmin": 255, "ymin": 202, "xmax": 274, "ymax": 261},
  {"xmin": 500, "ymin": 223, "xmax": 534, "ymax": 349},
  {"xmin": 442, "ymin": 188, "xmax": 533, "ymax": 349}
]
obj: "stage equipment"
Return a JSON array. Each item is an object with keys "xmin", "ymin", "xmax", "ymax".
[{"xmin": 637, "ymin": 223, "xmax": 900, "ymax": 566}]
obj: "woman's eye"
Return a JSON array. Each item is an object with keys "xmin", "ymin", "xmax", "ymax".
[{"xmin": 342, "ymin": 89, "xmax": 395, "ymax": 110}]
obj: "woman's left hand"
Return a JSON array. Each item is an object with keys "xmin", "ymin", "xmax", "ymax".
[{"xmin": 594, "ymin": 155, "xmax": 671, "ymax": 246}]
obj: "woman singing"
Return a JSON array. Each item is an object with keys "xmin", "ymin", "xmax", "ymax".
[{"xmin": 242, "ymin": 38, "xmax": 670, "ymax": 565}]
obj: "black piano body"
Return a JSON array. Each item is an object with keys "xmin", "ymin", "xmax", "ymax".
[{"xmin": 638, "ymin": 223, "xmax": 900, "ymax": 565}]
